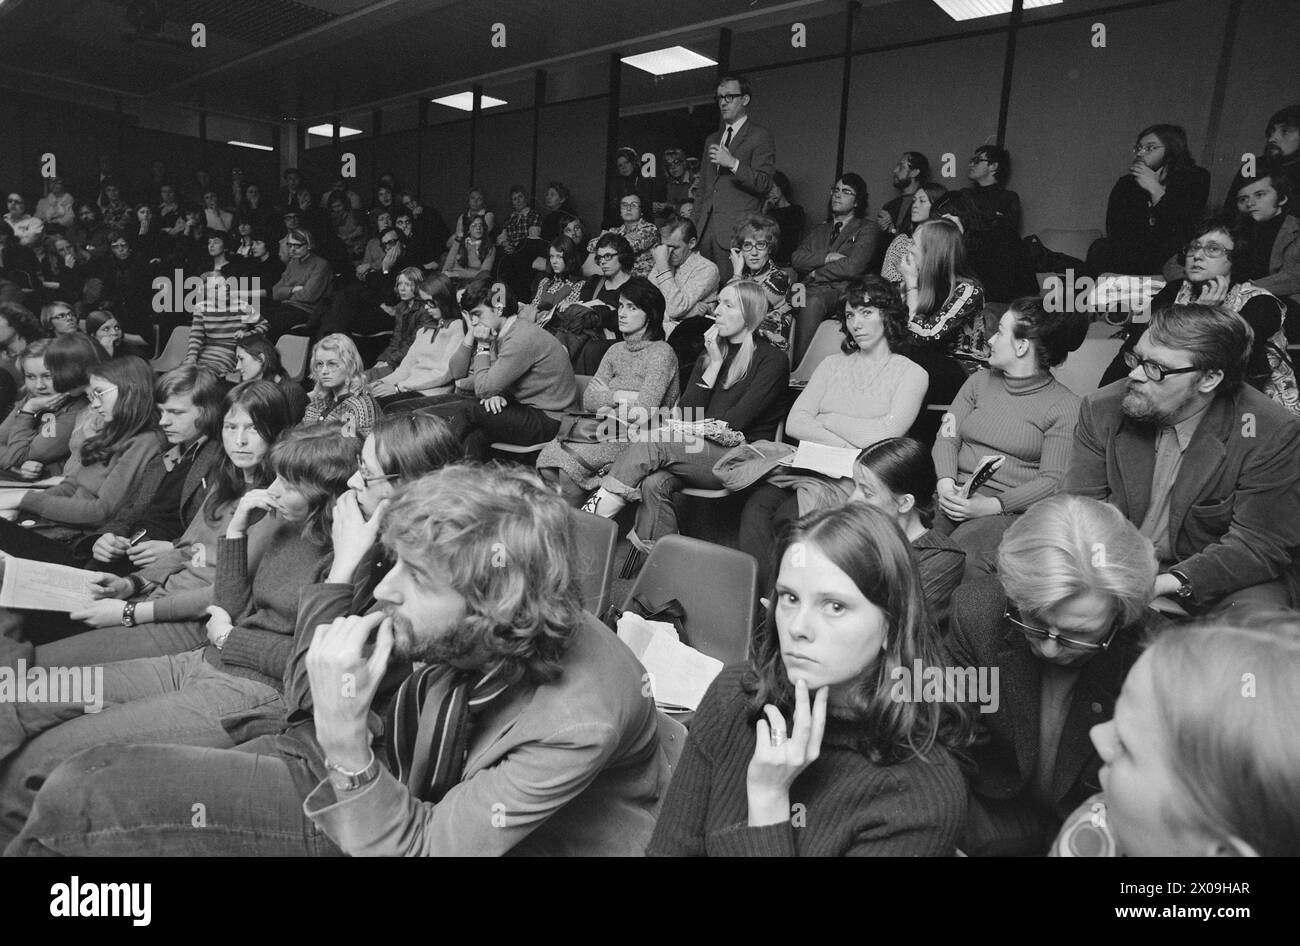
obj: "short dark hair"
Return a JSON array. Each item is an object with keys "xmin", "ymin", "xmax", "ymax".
[
  {"xmin": 1266, "ymin": 104, "xmax": 1300, "ymax": 138},
  {"xmin": 1006, "ymin": 295, "xmax": 1089, "ymax": 370},
  {"xmin": 1147, "ymin": 304, "xmax": 1253, "ymax": 392},
  {"xmin": 660, "ymin": 215, "xmax": 697, "ymax": 244},
  {"xmin": 771, "ymin": 170, "xmax": 792, "ymax": 200},
  {"xmin": 976, "ymin": 145, "xmax": 1012, "ymax": 183},
  {"xmin": 156, "ymin": 365, "xmax": 226, "ymax": 438},
  {"xmin": 546, "ymin": 181, "xmax": 570, "ymax": 202},
  {"xmin": 717, "ymin": 73, "xmax": 752, "ymax": 98},
  {"xmin": 904, "ymin": 151, "xmax": 931, "ymax": 182},
  {"xmin": 616, "ymin": 276, "xmax": 667, "ymax": 342},
  {"xmin": 840, "ymin": 276, "xmax": 908, "ymax": 353},
  {"xmin": 829, "ymin": 172, "xmax": 869, "ymax": 219},
  {"xmin": 46, "ymin": 331, "xmax": 107, "ymax": 392},
  {"xmin": 459, "ymin": 275, "xmax": 518, "ymax": 319},
  {"xmin": 594, "ymin": 232, "xmax": 635, "ymax": 273}
]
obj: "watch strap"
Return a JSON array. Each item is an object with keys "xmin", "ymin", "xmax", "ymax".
[{"xmin": 122, "ymin": 601, "xmax": 138, "ymax": 627}]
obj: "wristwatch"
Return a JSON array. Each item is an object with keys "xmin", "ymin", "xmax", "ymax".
[
  {"xmin": 1168, "ymin": 569, "xmax": 1193, "ymax": 599},
  {"xmin": 122, "ymin": 601, "xmax": 138, "ymax": 627},
  {"xmin": 325, "ymin": 750, "xmax": 382, "ymax": 792}
]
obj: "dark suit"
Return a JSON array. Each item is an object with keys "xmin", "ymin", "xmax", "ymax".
[
  {"xmin": 1064, "ymin": 380, "xmax": 1300, "ymax": 609},
  {"xmin": 692, "ymin": 119, "xmax": 776, "ymax": 265},
  {"xmin": 788, "ymin": 215, "xmax": 883, "ymax": 363},
  {"xmin": 945, "ymin": 579, "xmax": 1142, "ymax": 857}
]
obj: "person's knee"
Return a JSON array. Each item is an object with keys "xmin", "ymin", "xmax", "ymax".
[{"xmin": 641, "ymin": 470, "xmax": 679, "ymax": 505}]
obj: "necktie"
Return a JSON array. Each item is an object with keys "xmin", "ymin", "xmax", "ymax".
[
  {"xmin": 831, "ymin": 220, "xmax": 843, "ymax": 242},
  {"xmin": 723, "ymin": 125, "xmax": 733, "ymax": 150}
]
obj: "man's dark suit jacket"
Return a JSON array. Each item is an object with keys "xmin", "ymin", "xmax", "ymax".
[
  {"xmin": 692, "ymin": 120, "xmax": 776, "ymax": 262},
  {"xmin": 1064, "ymin": 379, "xmax": 1300, "ymax": 608},
  {"xmin": 944, "ymin": 579, "xmax": 1143, "ymax": 856},
  {"xmin": 790, "ymin": 215, "xmax": 883, "ymax": 289}
]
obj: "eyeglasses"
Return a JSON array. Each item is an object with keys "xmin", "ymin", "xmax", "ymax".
[
  {"xmin": 1122, "ymin": 350, "xmax": 1200, "ymax": 383},
  {"xmin": 594, "ymin": 252, "xmax": 619, "ymax": 262},
  {"xmin": 620, "ymin": 200, "xmax": 641, "ymax": 209},
  {"xmin": 88, "ymin": 384, "xmax": 118, "ymax": 404},
  {"xmin": 969, "ymin": 157, "xmax": 989, "ymax": 165},
  {"xmin": 1006, "ymin": 607, "xmax": 1121, "ymax": 653},
  {"xmin": 1133, "ymin": 143, "xmax": 1164, "ymax": 155},
  {"xmin": 831, "ymin": 186, "xmax": 858, "ymax": 196},
  {"xmin": 1182, "ymin": 240, "xmax": 1230, "ymax": 259},
  {"xmin": 740, "ymin": 241, "xmax": 771, "ymax": 252},
  {"xmin": 110, "ymin": 242, "xmax": 130, "ymax": 250},
  {"xmin": 313, "ymin": 361, "xmax": 342, "ymax": 372},
  {"xmin": 356, "ymin": 459, "xmax": 400, "ymax": 485},
  {"xmin": 716, "ymin": 92, "xmax": 744, "ymax": 104},
  {"xmin": 52, "ymin": 311, "xmax": 76, "ymax": 321}
]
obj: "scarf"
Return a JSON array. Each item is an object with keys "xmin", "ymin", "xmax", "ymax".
[{"xmin": 384, "ymin": 663, "xmax": 512, "ymax": 803}]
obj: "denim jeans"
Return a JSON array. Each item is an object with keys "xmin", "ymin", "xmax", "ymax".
[
  {"xmin": 34, "ymin": 621, "xmax": 206, "ymax": 668},
  {"xmin": 0, "ymin": 649, "xmax": 285, "ymax": 848},
  {"xmin": 6, "ymin": 735, "xmax": 342, "ymax": 857},
  {"xmin": 603, "ymin": 438, "xmax": 735, "ymax": 548}
]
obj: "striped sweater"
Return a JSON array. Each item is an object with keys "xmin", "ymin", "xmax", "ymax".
[{"xmin": 187, "ymin": 304, "xmax": 264, "ymax": 374}]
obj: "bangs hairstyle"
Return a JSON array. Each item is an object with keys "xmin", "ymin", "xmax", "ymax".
[
  {"xmin": 746, "ymin": 503, "xmax": 974, "ymax": 764},
  {"xmin": 414, "ymin": 272, "xmax": 456, "ymax": 329},
  {"xmin": 1143, "ymin": 614, "xmax": 1300, "ymax": 857},
  {"xmin": 394, "ymin": 265, "xmax": 424, "ymax": 299},
  {"xmin": 734, "ymin": 213, "xmax": 780, "ymax": 248},
  {"xmin": 45, "ymin": 331, "xmax": 107, "ymax": 392},
  {"xmin": 912, "ymin": 218, "xmax": 972, "ymax": 317},
  {"xmin": 853, "ymin": 437, "xmax": 938, "ymax": 528},
  {"xmin": 308, "ymin": 334, "xmax": 367, "ymax": 400},
  {"xmin": 459, "ymin": 277, "xmax": 518, "ymax": 319},
  {"xmin": 270, "ymin": 423, "xmax": 359, "ymax": 545},
  {"xmin": 1235, "ymin": 169, "xmax": 1293, "ymax": 209},
  {"xmin": 997, "ymin": 494, "xmax": 1157, "ymax": 630},
  {"xmin": 1146, "ymin": 303, "xmax": 1253, "ymax": 392},
  {"xmin": 17, "ymin": 337, "xmax": 52, "ymax": 371},
  {"xmin": 617, "ymin": 276, "xmax": 667, "ymax": 342},
  {"xmin": 371, "ymin": 412, "xmax": 461, "ymax": 480},
  {"xmin": 548, "ymin": 235, "xmax": 583, "ymax": 276},
  {"xmin": 380, "ymin": 464, "xmax": 584, "ymax": 687},
  {"xmin": 594, "ymin": 232, "xmax": 635, "ymax": 273},
  {"xmin": 39, "ymin": 302, "xmax": 75, "ymax": 333},
  {"xmin": 80, "ymin": 355, "xmax": 159, "ymax": 467},
  {"xmin": 714, "ymin": 280, "xmax": 769, "ymax": 390},
  {"xmin": 155, "ymin": 365, "xmax": 226, "ymax": 438},
  {"xmin": 840, "ymin": 276, "xmax": 908, "ymax": 353},
  {"xmin": 204, "ymin": 380, "xmax": 293, "ymax": 524},
  {"xmin": 236, "ymin": 333, "xmax": 287, "ymax": 382},
  {"xmin": 1006, "ymin": 294, "xmax": 1088, "ymax": 370}
]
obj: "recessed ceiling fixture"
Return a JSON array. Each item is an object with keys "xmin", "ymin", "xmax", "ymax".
[
  {"xmin": 431, "ymin": 92, "xmax": 508, "ymax": 111},
  {"xmin": 227, "ymin": 140, "xmax": 273, "ymax": 151},
  {"xmin": 307, "ymin": 123, "xmax": 362, "ymax": 138},
  {"xmin": 932, "ymin": 0, "xmax": 1062, "ymax": 21},
  {"xmin": 621, "ymin": 46, "xmax": 717, "ymax": 76}
]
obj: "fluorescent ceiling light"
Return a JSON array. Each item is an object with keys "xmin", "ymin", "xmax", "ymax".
[
  {"xmin": 931, "ymin": 0, "xmax": 1062, "ymax": 21},
  {"xmin": 431, "ymin": 92, "xmax": 508, "ymax": 111},
  {"xmin": 621, "ymin": 46, "xmax": 717, "ymax": 76},
  {"xmin": 227, "ymin": 140, "xmax": 273, "ymax": 152},
  {"xmin": 307, "ymin": 123, "xmax": 362, "ymax": 138}
]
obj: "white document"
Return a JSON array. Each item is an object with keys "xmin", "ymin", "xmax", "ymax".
[
  {"xmin": 616, "ymin": 612, "xmax": 721, "ymax": 712},
  {"xmin": 788, "ymin": 441, "xmax": 860, "ymax": 480},
  {"xmin": 0, "ymin": 556, "xmax": 97, "ymax": 612}
]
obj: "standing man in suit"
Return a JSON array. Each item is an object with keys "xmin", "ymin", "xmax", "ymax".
[
  {"xmin": 692, "ymin": 74, "xmax": 776, "ymax": 268},
  {"xmin": 1064, "ymin": 304, "xmax": 1300, "ymax": 613},
  {"xmin": 789, "ymin": 172, "xmax": 882, "ymax": 364},
  {"xmin": 945, "ymin": 495, "xmax": 1158, "ymax": 857}
]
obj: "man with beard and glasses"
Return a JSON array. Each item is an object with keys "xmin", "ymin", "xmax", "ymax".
[
  {"xmin": 1064, "ymin": 304, "xmax": 1300, "ymax": 616},
  {"xmin": 7, "ymin": 464, "xmax": 669, "ymax": 857}
]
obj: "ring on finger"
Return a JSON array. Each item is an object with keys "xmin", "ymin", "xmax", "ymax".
[{"xmin": 770, "ymin": 729, "xmax": 786, "ymax": 747}]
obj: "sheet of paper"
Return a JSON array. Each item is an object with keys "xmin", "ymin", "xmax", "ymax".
[
  {"xmin": 0, "ymin": 556, "xmax": 97, "ymax": 612},
  {"xmin": 640, "ymin": 633, "xmax": 724, "ymax": 713},
  {"xmin": 789, "ymin": 441, "xmax": 859, "ymax": 480}
]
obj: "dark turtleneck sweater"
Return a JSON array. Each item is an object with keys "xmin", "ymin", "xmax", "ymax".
[{"xmin": 647, "ymin": 665, "xmax": 967, "ymax": 856}]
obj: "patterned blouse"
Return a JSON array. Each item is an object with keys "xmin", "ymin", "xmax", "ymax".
[
  {"xmin": 302, "ymin": 389, "xmax": 380, "ymax": 440},
  {"xmin": 590, "ymin": 220, "xmax": 660, "ymax": 277}
]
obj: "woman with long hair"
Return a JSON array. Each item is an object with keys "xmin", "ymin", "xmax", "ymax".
[
  {"xmin": 301, "ymin": 334, "xmax": 380, "ymax": 439},
  {"xmin": 519, "ymin": 236, "xmax": 585, "ymax": 327},
  {"xmin": 737, "ymin": 276, "xmax": 928, "ymax": 588},
  {"xmin": 0, "ymin": 355, "xmax": 160, "ymax": 565},
  {"xmin": 367, "ymin": 273, "xmax": 465, "ymax": 406},
  {"xmin": 442, "ymin": 215, "xmax": 496, "ymax": 284},
  {"xmin": 536, "ymin": 276, "xmax": 680, "ymax": 504},
  {"xmin": 898, "ymin": 217, "xmax": 986, "ymax": 358},
  {"xmin": 36, "ymin": 381, "xmax": 293, "ymax": 657},
  {"xmin": 649, "ymin": 502, "xmax": 972, "ymax": 856},
  {"xmin": 882, "ymin": 182, "xmax": 950, "ymax": 285},
  {"xmin": 83, "ymin": 311, "xmax": 121, "ymax": 357},
  {"xmin": 234, "ymin": 333, "xmax": 309, "ymax": 423},
  {"xmin": 365, "ymin": 267, "xmax": 434, "ymax": 382},
  {"xmin": 584, "ymin": 280, "xmax": 788, "ymax": 561},
  {"xmin": 0, "ymin": 425, "xmax": 359, "ymax": 847}
]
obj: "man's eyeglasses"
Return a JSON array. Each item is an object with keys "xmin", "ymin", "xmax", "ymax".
[
  {"xmin": 1006, "ymin": 607, "xmax": 1121, "ymax": 653},
  {"xmin": 740, "ymin": 240, "xmax": 771, "ymax": 252},
  {"xmin": 620, "ymin": 200, "xmax": 641, "ymax": 209},
  {"xmin": 1133, "ymin": 143, "xmax": 1163, "ymax": 155},
  {"xmin": 831, "ymin": 186, "xmax": 858, "ymax": 197},
  {"xmin": 716, "ymin": 92, "xmax": 744, "ymax": 104},
  {"xmin": 88, "ymin": 384, "xmax": 119, "ymax": 404},
  {"xmin": 1183, "ymin": 240, "xmax": 1230, "ymax": 259},
  {"xmin": 110, "ymin": 242, "xmax": 130, "ymax": 250},
  {"xmin": 594, "ymin": 251, "xmax": 619, "ymax": 263},
  {"xmin": 356, "ymin": 460, "xmax": 400, "ymax": 485},
  {"xmin": 1122, "ymin": 350, "xmax": 1200, "ymax": 383}
]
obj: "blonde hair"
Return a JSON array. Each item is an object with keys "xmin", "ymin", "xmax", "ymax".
[
  {"xmin": 997, "ymin": 494, "xmax": 1157, "ymax": 628},
  {"xmin": 912, "ymin": 218, "xmax": 969, "ymax": 317},
  {"xmin": 308, "ymin": 333, "xmax": 366, "ymax": 402},
  {"xmin": 720, "ymin": 280, "xmax": 770, "ymax": 390},
  {"xmin": 1144, "ymin": 615, "xmax": 1300, "ymax": 856}
]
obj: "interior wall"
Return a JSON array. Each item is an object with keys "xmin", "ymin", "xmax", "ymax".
[
  {"xmin": 421, "ymin": 120, "xmax": 472, "ymax": 228},
  {"xmin": 472, "ymin": 110, "xmax": 537, "ymax": 209},
  {"xmin": 535, "ymin": 97, "xmax": 609, "ymax": 231},
  {"xmin": 1006, "ymin": 0, "xmax": 1229, "ymax": 236}
]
